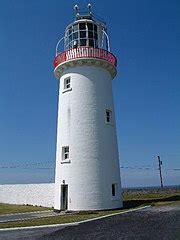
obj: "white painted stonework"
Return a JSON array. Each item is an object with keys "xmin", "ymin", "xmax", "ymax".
[
  {"xmin": 0, "ymin": 183, "xmax": 54, "ymax": 208},
  {"xmin": 54, "ymin": 64, "xmax": 123, "ymax": 211}
]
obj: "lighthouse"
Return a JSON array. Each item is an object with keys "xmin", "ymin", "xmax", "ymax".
[{"xmin": 54, "ymin": 4, "xmax": 122, "ymax": 211}]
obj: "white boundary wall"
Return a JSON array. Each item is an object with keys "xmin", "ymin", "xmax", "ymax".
[{"xmin": 0, "ymin": 183, "xmax": 55, "ymax": 208}]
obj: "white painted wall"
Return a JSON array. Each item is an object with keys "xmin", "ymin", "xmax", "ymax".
[
  {"xmin": 54, "ymin": 65, "xmax": 122, "ymax": 211},
  {"xmin": 0, "ymin": 183, "xmax": 54, "ymax": 208}
]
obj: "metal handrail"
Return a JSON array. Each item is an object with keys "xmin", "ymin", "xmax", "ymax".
[
  {"xmin": 55, "ymin": 36, "xmax": 65, "ymax": 56},
  {"xmin": 101, "ymin": 30, "xmax": 110, "ymax": 52}
]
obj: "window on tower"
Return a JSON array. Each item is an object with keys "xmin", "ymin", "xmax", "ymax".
[
  {"xmin": 112, "ymin": 184, "xmax": 117, "ymax": 197},
  {"xmin": 62, "ymin": 146, "xmax": 69, "ymax": 161},
  {"xmin": 105, "ymin": 109, "xmax": 112, "ymax": 123},
  {"xmin": 64, "ymin": 77, "xmax": 71, "ymax": 90}
]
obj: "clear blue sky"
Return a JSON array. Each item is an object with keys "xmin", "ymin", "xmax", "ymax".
[{"xmin": 0, "ymin": 0, "xmax": 179, "ymax": 187}]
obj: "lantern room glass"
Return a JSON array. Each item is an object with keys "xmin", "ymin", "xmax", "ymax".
[{"xmin": 65, "ymin": 22, "xmax": 99, "ymax": 50}]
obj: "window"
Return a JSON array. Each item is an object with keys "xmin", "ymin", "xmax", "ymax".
[
  {"xmin": 73, "ymin": 24, "xmax": 78, "ymax": 31},
  {"xmin": 106, "ymin": 109, "xmax": 112, "ymax": 123},
  {"xmin": 64, "ymin": 77, "xmax": 71, "ymax": 90},
  {"xmin": 79, "ymin": 23, "xmax": 86, "ymax": 30},
  {"xmin": 88, "ymin": 39, "xmax": 94, "ymax": 47},
  {"xmin": 112, "ymin": 184, "xmax": 116, "ymax": 197},
  {"xmin": 63, "ymin": 77, "xmax": 72, "ymax": 93},
  {"xmin": 94, "ymin": 24, "xmax": 97, "ymax": 32},
  {"xmin": 88, "ymin": 31, "xmax": 93, "ymax": 38},
  {"xmin": 62, "ymin": 146, "xmax": 69, "ymax": 161},
  {"xmin": 87, "ymin": 23, "xmax": 93, "ymax": 31},
  {"xmin": 73, "ymin": 32, "xmax": 78, "ymax": 40},
  {"xmin": 80, "ymin": 39, "xmax": 87, "ymax": 46},
  {"xmin": 69, "ymin": 27, "xmax": 72, "ymax": 35},
  {"xmin": 94, "ymin": 32, "xmax": 98, "ymax": 40},
  {"xmin": 94, "ymin": 39, "xmax": 98, "ymax": 48},
  {"xmin": 80, "ymin": 31, "xmax": 86, "ymax": 38},
  {"xmin": 65, "ymin": 22, "xmax": 99, "ymax": 49}
]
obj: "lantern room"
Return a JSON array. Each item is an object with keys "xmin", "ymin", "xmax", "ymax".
[
  {"xmin": 54, "ymin": 4, "xmax": 117, "ymax": 79},
  {"xmin": 56, "ymin": 4, "xmax": 110, "ymax": 54}
]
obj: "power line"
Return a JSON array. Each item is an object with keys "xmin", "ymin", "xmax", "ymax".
[
  {"xmin": 167, "ymin": 168, "xmax": 180, "ymax": 171},
  {"xmin": 0, "ymin": 161, "xmax": 179, "ymax": 172},
  {"xmin": 0, "ymin": 160, "xmax": 54, "ymax": 169}
]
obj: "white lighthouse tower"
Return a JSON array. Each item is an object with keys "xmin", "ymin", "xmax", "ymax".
[{"xmin": 54, "ymin": 4, "xmax": 122, "ymax": 211}]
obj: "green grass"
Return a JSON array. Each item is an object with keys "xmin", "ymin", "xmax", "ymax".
[
  {"xmin": 123, "ymin": 188, "xmax": 180, "ymax": 201},
  {"xmin": 0, "ymin": 209, "xmax": 127, "ymax": 228},
  {"xmin": 151, "ymin": 200, "xmax": 180, "ymax": 207},
  {"xmin": 122, "ymin": 188, "xmax": 180, "ymax": 209},
  {"xmin": 0, "ymin": 203, "xmax": 51, "ymax": 215}
]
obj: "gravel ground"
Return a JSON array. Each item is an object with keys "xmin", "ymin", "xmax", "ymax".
[{"xmin": 1, "ymin": 205, "xmax": 179, "ymax": 240}]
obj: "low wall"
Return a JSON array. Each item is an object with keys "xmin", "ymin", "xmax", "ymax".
[{"xmin": 0, "ymin": 183, "xmax": 55, "ymax": 208}]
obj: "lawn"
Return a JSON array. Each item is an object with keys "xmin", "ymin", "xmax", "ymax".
[
  {"xmin": 0, "ymin": 208, "xmax": 141, "ymax": 229},
  {"xmin": 123, "ymin": 187, "xmax": 180, "ymax": 201},
  {"xmin": 122, "ymin": 187, "xmax": 180, "ymax": 208},
  {"xmin": 0, "ymin": 203, "xmax": 51, "ymax": 215}
]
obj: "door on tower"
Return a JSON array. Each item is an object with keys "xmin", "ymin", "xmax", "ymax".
[{"xmin": 61, "ymin": 184, "xmax": 68, "ymax": 210}]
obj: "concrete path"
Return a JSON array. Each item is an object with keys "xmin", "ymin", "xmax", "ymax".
[{"xmin": 0, "ymin": 211, "xmax": 62, "ymax": 223}]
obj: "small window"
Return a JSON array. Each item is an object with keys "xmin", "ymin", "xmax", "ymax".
[
  {"xmin": 68, "ymin": 41, "xmax": 73, "ymax": 49},
  {"xmin": 73, "ymin": 32, "xmax": 78, "ymax": 40},
  {"xmin": 88, "ymin": 31, "xmax": 93, "ymax": 38},
  {"xmin": 112, "ymin": 184, "xmax": 116, "ymax": 197},
  {"xmin": 94, "ymin": 39, "xmax": 98, "ymax": 48},
  {"xmin": 79, "ymin": 23, "xmax": 86, "ymax": 30},
  {"xmin": 89, "ymin": 39, "xmax": 94, "ymax": 47},
  {"xmin": 80, "ymin": 31, "xmax": 86, "ymax": 38},
  {"xmin": 106, "ymin": 109, "xmax": 112, "ymax": 123},
  {"xmin": 73, "ymin": 24, "xmax": 78, "ymax": 32},
  {"xmin": 94, "ymin": 24, "xmax": 97, "ymax": 32},
  {"xmin": 80, "ymin": 39, "xmax": 86, "ymax": 46},
  {"xmin": 69, "ymin": 34, "xmax": 73, "ymax": 41},
  {"xmin": 64, "ymin": 77, "xmax": 71, "ymax": 90},
  {"xmin": 94, "ymin": 32, "xmax": 98, "ymax": 40},
  {"xmin": 87, "ymin": 23, "xmax": 93, "ymax": 31},
  {"xmin": 62, "ymin": 146, "xmax": 69, "ymax": 161},
  {"xmin": 68, "ymin": 27, "xmax": 72, "ymax": 35}
]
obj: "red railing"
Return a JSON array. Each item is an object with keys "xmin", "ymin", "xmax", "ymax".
[{"xmin": 54, "ymin": 47, "xmax": 117, "ymax": 68}]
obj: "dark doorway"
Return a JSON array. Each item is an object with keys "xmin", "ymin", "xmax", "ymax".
[{"xmin": 61, "ymin": 184, "xmax": 68, "ymax": 210}]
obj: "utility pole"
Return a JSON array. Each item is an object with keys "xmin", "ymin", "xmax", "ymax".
[{"xmin": 158, "ymin": 156, "xmax": 163, "ymax": 188}]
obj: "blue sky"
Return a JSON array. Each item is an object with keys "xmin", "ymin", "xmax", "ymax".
[{"xmin": 0, "ymin": 0, "xmax": 179, "ymax": 187}]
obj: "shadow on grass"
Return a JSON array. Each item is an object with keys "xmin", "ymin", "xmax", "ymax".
[{"xmin": 123, "ymin": 195, "xmax": 180, "ymax": 209}]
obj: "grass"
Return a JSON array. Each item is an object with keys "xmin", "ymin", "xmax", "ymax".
[
  {"xmin": 0, "ymin": 203, "xmax": 51, "ymax": 215},
  {"xmin": 0, "ymin": 209, "xmax": 129, "ymax": 228},
  {"xmin": 0, "ymin": 187, "xmax": 179, "ymax": 229},
  {"xmin": 123, "ymin": 188, "xmax": 180, "ymax": 201},
  {"xmin": 122, "ymin": 188, "xmax": 180, "ymax": 208},
  {"xmin": 151, "ymin": 200, "xmax": 180, "ymax": 206}
]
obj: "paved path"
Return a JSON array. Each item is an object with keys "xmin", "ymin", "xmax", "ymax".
[
  {"xmin": 0, "ymin": 211, "xmax": 62, "ymax": 223},
  {"xmin": 0, "ymin": 205, "xmax": 180, "ymax": 240}
]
